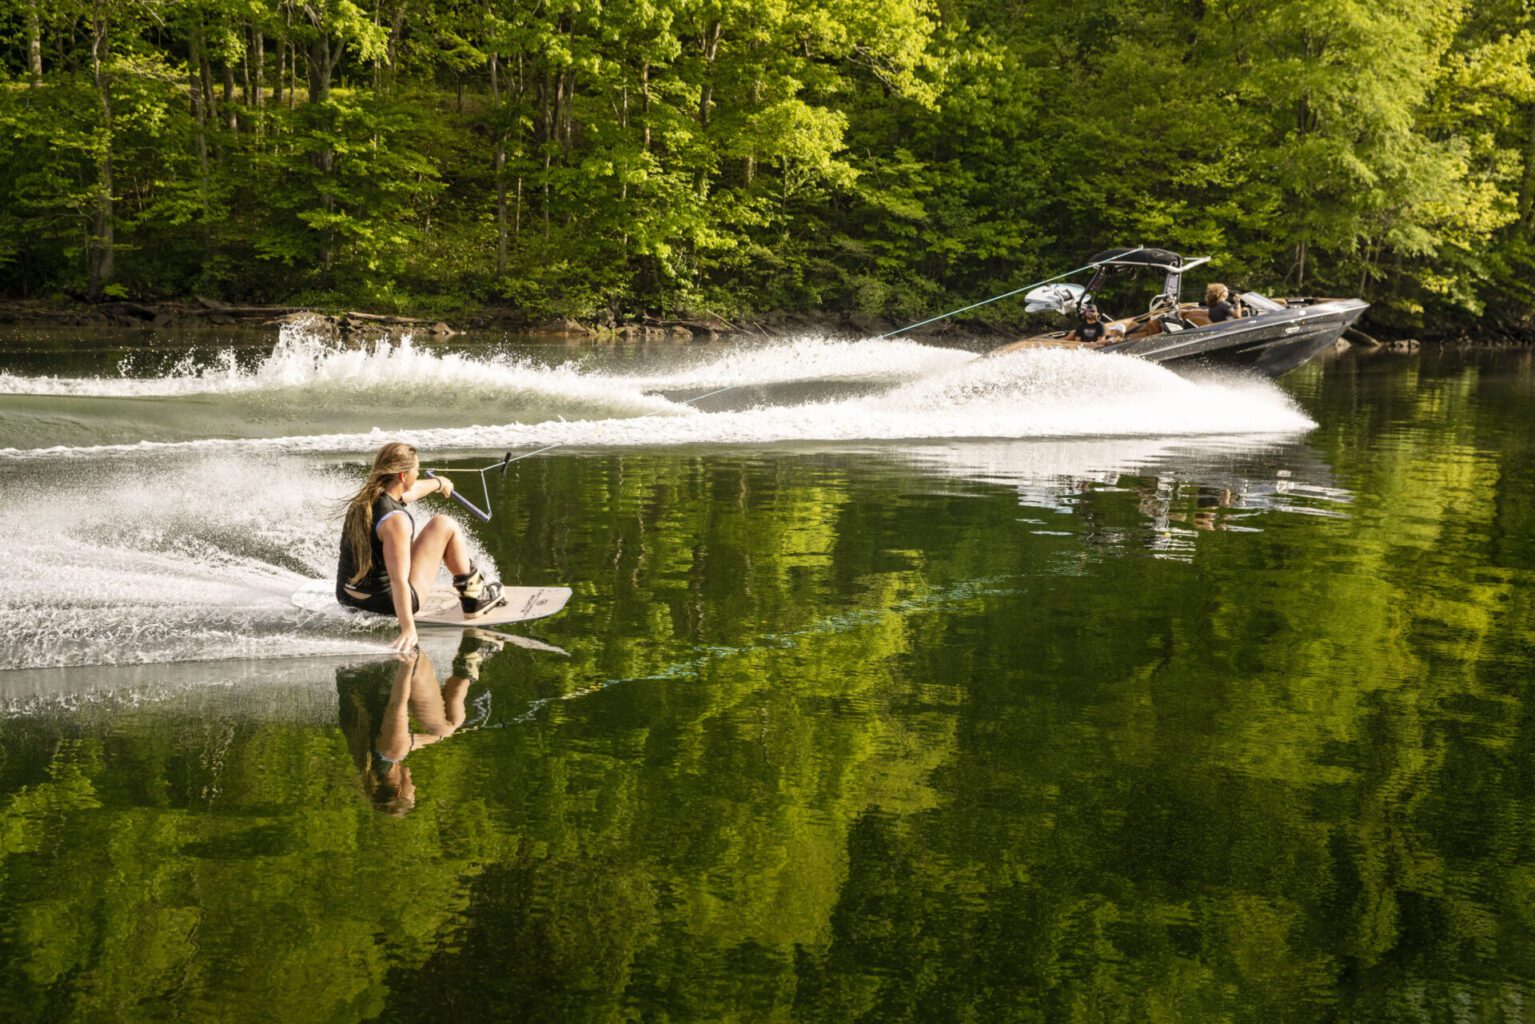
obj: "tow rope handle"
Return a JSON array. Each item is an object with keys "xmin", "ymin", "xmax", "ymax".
[
  {"xmin": 422, "ymin": 469, "xmax": 492, "ymax": 523},
  {"xmin": 423, "ymin": 446, "xmax": 561, "ymax": 524}
]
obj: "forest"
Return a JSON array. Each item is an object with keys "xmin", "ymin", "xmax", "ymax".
[{"xmin": 1, "ymin": 0, "xmax": 1533, "ymax": 335}]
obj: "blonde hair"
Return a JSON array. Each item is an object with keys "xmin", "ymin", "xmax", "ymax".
[
  {"xmin": 341, "ymin": 442, "xmax": 417, "ymax": 585},
  {"xmin": 1204, "ymin": 283, "xmax": 1230, "ymax": 305}
]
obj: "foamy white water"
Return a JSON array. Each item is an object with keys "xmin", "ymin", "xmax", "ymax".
[
  {"xmin": 0, "ymin": 329, "xmax": 1314, "ymax": 460},
  {"xmin": 0, "ymin": 329, "xmax": 683, "ymax": 437},
  {"xmin": 616, "ymin": 335, "xmax": 975, "ymax": 390}
]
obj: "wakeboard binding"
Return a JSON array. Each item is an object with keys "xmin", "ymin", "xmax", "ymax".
[{"xmin": 454, "ymin": 564, "xmax": 507, "ymax": 618}]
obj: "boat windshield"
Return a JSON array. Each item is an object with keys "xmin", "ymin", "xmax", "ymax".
[{"xmin": 1239, "ymin": 292, "xmax": 1285, "ymax": 313}]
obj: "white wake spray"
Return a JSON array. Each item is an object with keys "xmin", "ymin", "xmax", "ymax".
[{"xmin": 0, "ymin": 330, "xmax": 1315, "ymax": 460}]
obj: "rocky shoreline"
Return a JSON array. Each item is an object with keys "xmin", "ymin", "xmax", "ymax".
[{"xmin": 0, "ymin": 298, "xmax": 1002, "ymax": 344}]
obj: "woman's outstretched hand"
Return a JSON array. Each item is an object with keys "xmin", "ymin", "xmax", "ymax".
[{"xmin": 392, "ymin": 627, "xmax": 419, "ymax": 653}]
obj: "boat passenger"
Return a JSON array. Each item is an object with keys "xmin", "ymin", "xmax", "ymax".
[
  {"xmin": 1204, "ymin": 283, "xmax": 1241, "ymax": 323},
  {"xmin": 337, "ymin": 441, "xmax": 506, "ymax": 653},
  {"xmin": 1071, "ymin": 305, "xmax": 1108, "ymax": 343}
]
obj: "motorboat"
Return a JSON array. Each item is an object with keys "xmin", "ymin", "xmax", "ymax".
[{"xmin": 991, "ymin": 247, "xmax": 1369, "ymax": 377}]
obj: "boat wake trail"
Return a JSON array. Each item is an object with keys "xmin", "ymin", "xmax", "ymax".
[
  {"xmin": 0, "ymin": 329, "xmax": 684, "ymax": 451},
  {"xmin": 618, "ymin": 335, "xmax": 974, "ymax": 391},
  {"xmin": 0, "ymin": 329, "xmax": 1314, "ymax": 460}
]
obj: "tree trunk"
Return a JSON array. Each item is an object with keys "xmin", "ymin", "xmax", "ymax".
[
  {"xmin": 745, "ymin": 77, "xmax": 759, "ymax": 184},
  {"xmin": 559, "ymin": 69, "xmax": 573, "ymax": 159},
  {"xmin": 495, "ymin": 140, "xmax": 508, "ymax": 275},
  {"xmin": 698, "ymin": 21, "xmax": 722, "ymax": 128},
  {"xmin": 491, "ymin": 38, "xmax": 506, "ymax": 274},
  {"xmin": 1520, "ymin": 105, "xmax": 1535, "ymax": 228},
  {"xmin": 696, "ymin": 21, "xmax": 722, "ymax": 197},
  {"xmin": 200, "ymin": 40, "xmax": 217, "ymax": 129},
  {"xmin": 252, "ymin": 25, "xmax": 265, "ymax": 109},
  {"xmin": 371, "ymin": 0, "xmax": 382, "ymax": 90},
  {"xmin": 388, "ymin": 2, "xmax": 407, "ymax": 93},
  {"xmin": 87, "ymin": 7, "xmax": 115, "ymax": 301},
  {"xmin": 306, "ymin": 19, "xmax": 333, "ymax": 102},
  {"xmin": 251, "ymin": 25, "xmax": 265, "ymax": 140},
  {"xmin": 640, "ymin": 62, "xmax": 651, "ymax": 152},
  {"xmin": 27, "ymin": 0, "xmax": 43, "ymax": 85},
  {"xmin": 224, "ymin": 62, "xmax": 238, "ymax": 131},
  {"xmin": 189, "ymin": 30, "xmax": 209, "ymax": 175},
  {"xmin": 543, "ymin": 68, "xmax": 555, "ymax": 238},
  {"xmin": 241, "ymin": 34, "xmax": 252, "ymax": 106},
  {"xmin": 275, "ymin": 6, "xmax": 291, "ymax": 106}
]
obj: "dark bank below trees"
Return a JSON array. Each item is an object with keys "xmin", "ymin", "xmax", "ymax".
[
  {"xmin": 2, "ymin": 0, "xmax": 1534, "ymax": 340},
  {"xmin": 0, "ymin": 297, "xmax": 1014, "ymax": 347}
]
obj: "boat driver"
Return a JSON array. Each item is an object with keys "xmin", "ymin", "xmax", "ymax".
[
  {"xmin": 1071, "ymin": 305, "xmax": 1108, "ymax": 343},
  {"xmin": 1204, "ymin": 283, "xmax": 1243, "ymax": 322}
]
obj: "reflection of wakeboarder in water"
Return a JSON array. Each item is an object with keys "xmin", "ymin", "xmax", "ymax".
[{"xmin": 337, "ymin": 631, "xmax": 509, "ymax": 814}]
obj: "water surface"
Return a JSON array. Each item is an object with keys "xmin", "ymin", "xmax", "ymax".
[{"xmin": 1, "ymin": 327, "xmax": 1531, "ymax": 1022}]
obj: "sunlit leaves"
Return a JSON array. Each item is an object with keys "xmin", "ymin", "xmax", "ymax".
[{"xmin": 0, "ymin": 0, "xmax": 1531, "ymax": 327}]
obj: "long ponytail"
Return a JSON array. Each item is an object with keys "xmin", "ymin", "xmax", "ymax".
[{"xmin": 342, "ymin": 442, "xmax": 418, "ymax": 585}]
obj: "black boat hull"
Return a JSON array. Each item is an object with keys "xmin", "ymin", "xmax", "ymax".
[{"xmin": 1102, "ymin": 299, "xmax": 1368, "ymax": 377}]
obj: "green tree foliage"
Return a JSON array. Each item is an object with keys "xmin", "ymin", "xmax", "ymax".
[{"xmin": 0, "ymin": 0, "xmax": 1530, "ymax": 330}]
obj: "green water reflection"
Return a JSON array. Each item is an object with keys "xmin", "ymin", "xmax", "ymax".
[{"xmin": 3, "ymin": 350, "xmax": 1535, "ymax": 1022}]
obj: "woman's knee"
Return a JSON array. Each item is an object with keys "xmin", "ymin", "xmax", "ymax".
[
  {"xmin": 409, "ymin": 516, "xmax": 460, "ymax": 579},
  {"xmin": 423, "ymin": 513, "xmax": 459, "ymax": 535}
]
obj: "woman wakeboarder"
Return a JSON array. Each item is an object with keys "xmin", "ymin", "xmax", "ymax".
[{"xmin": 337, "ymin": 442, "xmax": 507, "ymax": 652}]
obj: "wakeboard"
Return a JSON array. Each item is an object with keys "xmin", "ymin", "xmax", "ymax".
[{"xmin": 292, "ymin": 580, "xmax": 571, "ymax": 628}]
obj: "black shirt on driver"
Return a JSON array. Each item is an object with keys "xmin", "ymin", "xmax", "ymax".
[
  {"xmin": 1072, "ymin": 319, "xmax": 1107, "ymax": 342},
  {"xmin": 1208, "ymin": 299, "xmax": 1236, "ymax": 323}
]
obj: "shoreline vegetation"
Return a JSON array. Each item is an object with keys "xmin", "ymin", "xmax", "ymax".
[{"xmin": 3, "ymin": 1, "xmax": 1534, "ymax": 343}]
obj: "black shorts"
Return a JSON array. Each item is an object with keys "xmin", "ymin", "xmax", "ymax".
[{"xmin": 337, "ymin": 583, "xmax": 420, "ymax": 616}]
